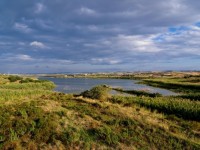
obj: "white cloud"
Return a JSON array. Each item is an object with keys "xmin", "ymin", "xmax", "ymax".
[
  {"xmin": 162, "ymin": 0, "xmax": 187, "ymax": 16},
  {"xmin": 155, "ymin": 25, "xmax": 200, "ymax": 55},
  {"xmin": 18, "ymin": 42, "xmax": 26, "ymax": 46},
  {"xmin": 30, "ymin": 41, "xmax": 47, "ymax": 49},
  {"xmin": 35, "ymin": 3, "xmax": 46, "ymax": 14},
  {"xmin": 0, "ymin": 53, "xmax": 33, "ymax": 61},
  {"xmin": 83, "ymin": 34, "xmax": 161, "ymax": 59},
  {"xmin": 88, "ymin": 25, "xmax": 99, "ymax": 31},
  {"xmin": 51, "ymin": 59, "xmax": 73, "ymax": 64},
  {"xmin": 28, "ymin": 58, "xmax": 74, "ymax": 66},
  {"xmin": 91, "ymin": 58, "xmax": 121, "ymax": 65},
  {"xmin": 16, "ymin": 54, "xmax": 33, "ymax": 61},
  {"xmin": 111, "ymin": 10, "xmax": 138, "ymax": 18},
  {"xmin": 13, "ymin": 23, "xmax": 32, "ymax": 33},
  {"xmin": 78, "ymin": 7, "xmax": 97, "ymax": 16},
  {"xmin": 108, "ymin": 34, "xmax": 160, "ymax": 53}
]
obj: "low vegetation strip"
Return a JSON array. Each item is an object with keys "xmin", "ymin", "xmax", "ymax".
[
  {"xmin": 175, "ymin": 94, "xmax": 200, "ymax": 101},
  {"xmin": 140, "ymin": 79, "xmax": 200, "ymax": 94},
  {"xmin": 140, "ymin": 78, "xmax": 200, "ymax": 101},
  {"xmin": 0, "ymin": 81, "xmax": 55, "ymax": 90},
  {"xmin": 110, "ymin": 96, "xmax": 200, "ymax": 121},
  {"xmin": 113, "ymin": 88, "xmax": 162, "ymax": 97}
]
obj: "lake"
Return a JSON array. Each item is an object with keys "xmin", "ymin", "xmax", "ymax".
[{"xmin": 39, "ymin": 77, "xmax": 177, "ymax": 96}]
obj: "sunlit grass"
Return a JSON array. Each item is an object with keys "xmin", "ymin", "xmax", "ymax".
[
  {"xmin": 110, "ymin": 96, "xmax": 200, "ymax": 121},
  {"xmin": 140, "ymin": 78, "xmax": 200, "ymax": 94},
  {"xmin": 0, "ymin": 82, "xmax": 55, "ymax": 90}
]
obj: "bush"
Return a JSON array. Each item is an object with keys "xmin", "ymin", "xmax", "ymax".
[
  {"xmin": 81, "ymin": 85, "xmax": 110, "ymax": 101},
  {"xmin": 20, "ymin": 78, "xmax": 34, "ymax": 83},
  {"xmin": 8, "ymin": 75, "xmax": 23, "ymax": 82}
]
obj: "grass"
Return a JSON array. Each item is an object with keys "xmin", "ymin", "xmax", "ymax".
[
  {"xmin": 110, "ymin": 96, "xmax": 200, "ymax": 121},
  {"xmin": 138, "ymin": 76, "xmax": 200, "ymax": 102},
  {"xmin": 140, "ymin": 77, "xmax": 200, "ymax": 94},
  {"xmin": 0, "ymin": 76, "xmax": 55, "ymax": 104},
  {"xmin": 0, "ymin": 81, "xmax": 55, "ymax": 90},
  {"xmin": 55, "ymin": 94, "xmax": 200, "ymax": 149},
  {"xmin": 176, "ymin": 93, "xmax": 200, "ymax": 101},
  {"xmin": 113, "ymin": 87, "xmax": 162, "ymax": 97},
  {"xmin": 0, "ymin": 74, "xmax": 200, "ymax": 149}
]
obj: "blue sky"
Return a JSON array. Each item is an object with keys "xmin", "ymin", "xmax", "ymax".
[{"xmin": 0, "ymin": 0, "xmax": 200, "ymax": 73}]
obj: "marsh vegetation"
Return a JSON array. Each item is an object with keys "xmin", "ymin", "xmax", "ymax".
[{"xmin": 0, "ymin": 74, "xmax": 199, "ymax": 149}]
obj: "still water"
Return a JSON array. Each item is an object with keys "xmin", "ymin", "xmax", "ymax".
[{"xmin": 39, "ymin": 77, "xmax": 177, "ymax": 96}]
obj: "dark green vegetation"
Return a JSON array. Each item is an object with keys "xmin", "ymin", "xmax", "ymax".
[
  {"xmin": 110, "ymin": 96, "xmax": 200, "ymax": 121},
  {"xmin": 140, "ymin": 76, "xmax": 200, "ymax": 101},
  {"xmin": 8, "ymin": 75, "xmax": 23, "ymax": 82},
  {"xmin": 140, "ymin": 79, "xmax": 200, "ymax": 94},
  {"xmin": 113, "ymin": 88, "xmax": 162, "ymax": 98},
  {"xmin": 8, "ymin": 75, "xmax": 50, "ymax": 84},
  {"xmin": 81, "ymin": 85, "xmax": 111, "ymax": 100},
  {"xmin": 0, "ymin": 74, "xmax": 200, "ymax": 149}
]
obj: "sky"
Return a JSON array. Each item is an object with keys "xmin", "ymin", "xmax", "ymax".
[{"xmin": 0, "ymin": 0, "xmax": 200, "ymax": 73}]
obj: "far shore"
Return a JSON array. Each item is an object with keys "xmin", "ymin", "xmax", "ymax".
[{"xmin": 21, "ymin": 71, "xmax": 200, "ymax": 80}]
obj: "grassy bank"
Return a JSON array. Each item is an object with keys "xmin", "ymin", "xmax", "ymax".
[
  {"xmin": 140, "ymin": 79, "xmax": 200, "ymax": 94},
  {"xmin": 139, "ymin": 77, "xmax": 200, "ymax": 101},
  {"xmin": 109, "ymin": 96, "xmax": 200, "ymax": 121},
  {"xmin": 0, "ymin": 75, "xmax": 199, "ymax": 149}
]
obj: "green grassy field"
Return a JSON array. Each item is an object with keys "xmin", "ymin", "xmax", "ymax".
[
  {"xmin": 0, "ymin": 74, "xmax": 199, "ymax": 149},
  {"xmin": 139, "ymin": 76, "xmax": 200, "ymax": 101}
]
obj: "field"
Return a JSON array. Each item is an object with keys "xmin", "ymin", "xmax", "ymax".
[{"xmin": 0, "ymin": 73, "xmax": 199, "ymax": 149}]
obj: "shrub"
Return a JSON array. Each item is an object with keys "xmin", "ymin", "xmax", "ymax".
[
  {"xmin": 8, "ymin": 75, "xmax": 23, "ymax": 82},
  {"xmin": 20, "ymin": 78, "xmax": 34, "ymax": 83},
  {"xmin": 81, "ymin": 85, "xmax": 110, "ymax": 101}
]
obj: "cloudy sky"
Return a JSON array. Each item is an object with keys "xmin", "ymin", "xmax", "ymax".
[{"xmin": 0, "ymin": 0, "xmax": 200, "ymax": 73}]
